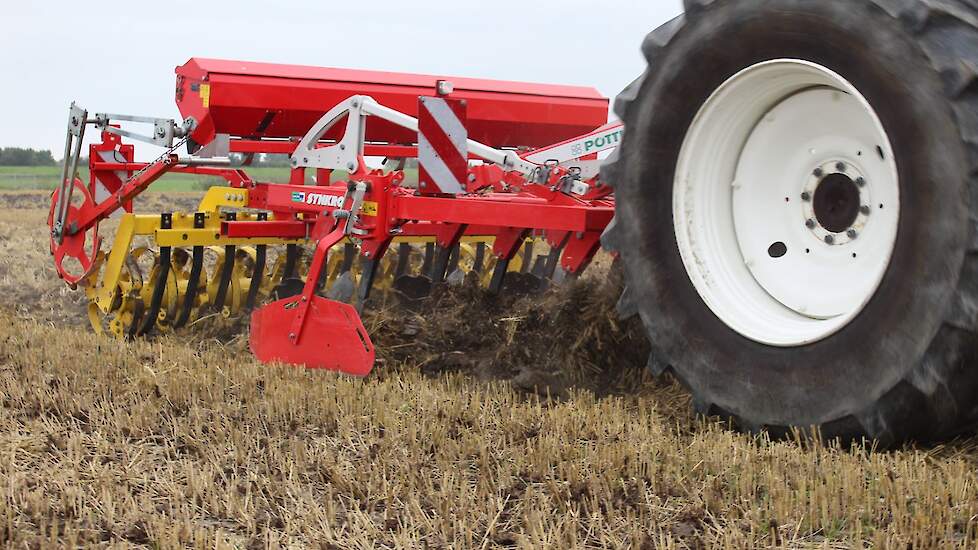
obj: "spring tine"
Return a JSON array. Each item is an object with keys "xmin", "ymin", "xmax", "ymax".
[
  {"xmin": 136, "ymin": 214, "xmax": 173, "ymax": 336},
  {"xmin": 472, "ymin": 243, "xmax": 486, "ymax": 274},
  {"xmin": 448, "ymin": 244, "xmax": 461, "ymax": 273},
  {"xmin": 174, "ymin": 213, "xmax": 206, "ymax": 328},
  {"xmin": 356, "ymin": 257, "xmax": 381, "ymax": 313},
  {"xmin": 488, "ymin": 257, "xmax": 510, "ymax": 295},
  {"xmin": 126, "ymin": 299, "xmax": 145, "ymax": 340},
  {"xmin": 393, "ymin": 242, "xmax": 412, "ymax": 279},
  {"xmin": 428, "ymin": 245, "xmax": 453, "ymax": 283},
  {"xmin": 339, "ymin": 243, "xmax": 357, "ymax": 274},
  {"xmin": 542, "ymin": 247, "xmax": 563, "ymax": 280},
  {"xmin": 446, "ymin": 244, "xmax": 465, "ymax": 286},
  {"xmin": 283, "ymin": 243, "xmax": 300, "ymax": 279},
  {"xmin": 420, "ymin": 243, "xmax": 435, "ymax": 274},
  {"xmin": 136, "ymin": 250, "xmax": 171, "ymax": 336},
  {"xmin": 520, "ymin": 240, "xmax": 534, "ymax": 274},
  {"xmin": 530, "ymin": 254, "xmax": 549, "ymax": 278},
  {"xmin": 174, "ymin": 246, "xmax": 203, "ymax": 328},
  {"xmin": 245, "ymin": 244, "xmax": 267, "ymax": 310},
  {"xmin": 213, "ymin": 244, "xmax": 236, "ymax": 310}
]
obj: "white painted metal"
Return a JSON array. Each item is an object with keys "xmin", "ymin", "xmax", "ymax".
[
  {"xmin": 673, "ymin": 60, "xmax": 900, "ymax": 346},
  {"xmin": 523, "ymin": 122, "xmax": 624, "ymax": 164},
  {"xmin": 293, "ymin": 95, "xmax": 538, "ymax": 176}
]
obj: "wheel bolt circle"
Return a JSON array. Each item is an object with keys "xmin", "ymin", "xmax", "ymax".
[
  {"xmin": 855, "ymin": 177, "xmax": 866, "ymax": 187},
  {"xmin": 813, "ymin": 168, "xmax": 824, "ymax": 178},
  {"xmin": 860, "ymin": 205, "xmax": 871, "ymax": 215},
  {"xmin": 836, "ymin": 162, "xmax": 847, "ymax": 172},
  {"xmin": 847, "ymin": 229, "xmax": 858, "ymax": 239},
  {"xmin": 806, "ymin": 219, "xmax": 817, "ymax": 229},
  {"xmin": 825, "ymin": 235, "xmax": 835, "ymax": 244},
  {"xmin": 801, "ymin": 192, "xmax": 812, "ymax": 202}
]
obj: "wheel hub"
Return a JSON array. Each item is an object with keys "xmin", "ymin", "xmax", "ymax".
[
  {"xmin": 801, "ymin": 160, "xmax": 873, "ymax": 246},
  {"xmin": 813, "ymin": 172, "xmax": 860, "ymax": 234}
]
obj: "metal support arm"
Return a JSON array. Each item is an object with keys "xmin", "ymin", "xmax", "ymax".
[{"xmin": 291, "ymin": 95, "xmax": 538, "ymax": 177}]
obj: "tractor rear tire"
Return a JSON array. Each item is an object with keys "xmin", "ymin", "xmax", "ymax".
[{"xmin": 604, "ymin": 0, "xmax": 978, "ymax": 445}]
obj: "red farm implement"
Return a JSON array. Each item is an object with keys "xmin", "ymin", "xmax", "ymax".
[{"xmin": 50, "ymin": 58, "xmax": 621, "ymax": 375}]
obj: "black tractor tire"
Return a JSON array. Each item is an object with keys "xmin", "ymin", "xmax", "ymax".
[{"xmin": 604, "ymin": 0, "xmax": 978, "ymax": 445}]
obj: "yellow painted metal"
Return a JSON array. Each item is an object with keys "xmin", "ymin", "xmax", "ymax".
[{"xmin": 197, "ymin": 186, "xmax": 249, "ymax": 212}]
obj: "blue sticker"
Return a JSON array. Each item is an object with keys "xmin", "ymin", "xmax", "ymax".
[{"xmin": 291, "ymin": 191, "xmax": 305, "ymax": 202}]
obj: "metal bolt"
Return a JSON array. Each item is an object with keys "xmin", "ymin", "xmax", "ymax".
[
  {"xmin": 855, "ymin": 177, "xmax": 866, "ymax": 187},
  {"xmin": 340, "ymin": 144, "xmax": 346, "ymax": 151},
  {"xmin": 860, "ymin": 205, "xmax": 871, "ymax": 215},
  {"xmin": 806, "ymin": 219, "xmax": 816, "ymax": 229},
  {"xmin": 347, "ymin": 162, "xmax": 355, "ymax": 170},
  {"xmin": 813, "ymin": 168, "xmax": 824, "ymax": 178},
  {"xmin": 288, "ymin": 333, "xmax": 296, "ymax": 340},
  {"xmin": 847, "ymin": 229, "xmax": 858, "ymax": 239},
  {"xmin": 825, "ymin": 235, "xmax": 835, "ymax": 244},
  {"xmin": 801, "ymin": 192, "xmax": 812, "ymax": 202},
  {"xmin": 836, "ymin": 162, "xmax": 847, "ymax": 172}
]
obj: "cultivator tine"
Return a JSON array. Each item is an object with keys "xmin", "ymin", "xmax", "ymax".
[
  {"xmin": 520, "ymin": 241, "xmax": 535, "ymax": 274},
  {"xmin": 394, "ymin": 242, "xmax": 412, "ymax": 279},
  {"xmin": 246, "ymin": 244, "xmax": 267, "ymax": 311},
  {"xmin": 137, "ymin": 261, "xmax": 171, "ymax": 336},
  {"xmin": 428, "ymin": 245, "xmax": 453, "ymax": 283},
  {"xmin": 421, "ymin": 243, "xmax": 435, "ymax": 274},
  {"xmin": 356, "ymin": 257, "xmax": 381, "ymax": 311},
  {"xmin": 135, "ymin": 215, "xmax": 174, "ymax": 336},
  {"xmin": 127, "ymin": 299, "xmax": 145, "ymax": 340},
  {"xmin": 541, "ymin": 246, "xmax": 563, "ymax": 280},
  {"xmin": 283, "ymin": 244, "xmax": 300, "ymax": 279},
  {"xmin": 446, "ymin": 244, "xmax": 464, "ymax": 285},
  {"xmin": 174, "ymin": 213, "xmax": 206, "ymax": 328},
  {"xmin": 326, "ymin": 243, "xmax": 358, "ymax": 303},
  {"xmin": 212, "ymin": 244, "xmax": 236, "ymax": 311},
  {"xmin": 488, "ymin": 258, "xmax": 510, "ymax": 295},
  {"xmin": 472, "ymin": 243, "xmax": 486, "ymax": 274}
]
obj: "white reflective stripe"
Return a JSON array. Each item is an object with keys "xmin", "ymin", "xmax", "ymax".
[
  {"xmin": 421, "ymin": 97, "xmax": 467, "ymax": 159},
  {"xmin": 418, "ymin": 134, "xmax": 466, "ymax": 194}
]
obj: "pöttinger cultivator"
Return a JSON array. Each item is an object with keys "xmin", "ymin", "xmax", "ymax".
[{"xmin": 50, "ymin": 58, "xmax": 620, "ymax": 375}]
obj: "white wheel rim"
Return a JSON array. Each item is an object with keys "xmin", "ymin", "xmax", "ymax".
[{"xmin": 673, "ymin": 60, "xmax": 900, "ymax": 347}]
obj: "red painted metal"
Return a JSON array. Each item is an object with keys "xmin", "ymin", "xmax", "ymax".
[
  {"xmin": 250, "ymin": 223, "xmax": 375, "ymax": 376},
  {"xmin": 47, "ymin": 178, "xmax": 101, "ymax": 285},
  {"xmin": 175, "ymin": 58, "xmax": 608, "ymax": 151}
]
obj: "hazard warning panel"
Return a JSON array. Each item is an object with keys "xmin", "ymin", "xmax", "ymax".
[{"xmin": 418, "ymin": 96, "xmax": 468, "ymax": 195}]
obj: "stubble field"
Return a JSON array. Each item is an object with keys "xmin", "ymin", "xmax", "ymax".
[{"xmin": 1, "ymin": 190, "xmax": 977, "ymax": 548}]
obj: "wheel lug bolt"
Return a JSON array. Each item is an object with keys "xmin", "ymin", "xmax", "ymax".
[
  {"xmin": 806, "ymin": 219, "xmax": 817, "ymax": 229},
  {"xmin": 813, "ymin": 168, "xmax": 824, "ymax": 178},
  {"xmin": 801, "ymin": 192, "xmax": 812, "ymax": 202},
  {"xmin": 825, "ymin": 235, "xmax": 835, "ymax": 245},
  {"xmin": 836, "ymin": 162, "xmax": 847, "ymax": 172},
  {"xmin": 847, "ymin": 229, "xmax": 858, "ymax": 239},
  {"xmin": 855, "ymin": 177, "xmax": 866, "ymax": 187},
  {"xmin": 860, "ymin": 205, "xmax": 871, "ymax": 215}
]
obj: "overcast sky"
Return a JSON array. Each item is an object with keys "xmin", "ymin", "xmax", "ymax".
[{"xmin": 2, "ymin": 0, "xmax": 682, "ymax": 157}]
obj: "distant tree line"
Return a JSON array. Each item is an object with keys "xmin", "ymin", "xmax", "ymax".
[{"xmin": 0, "ymin": 147, "xmax": 57, "ymax": 166}]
